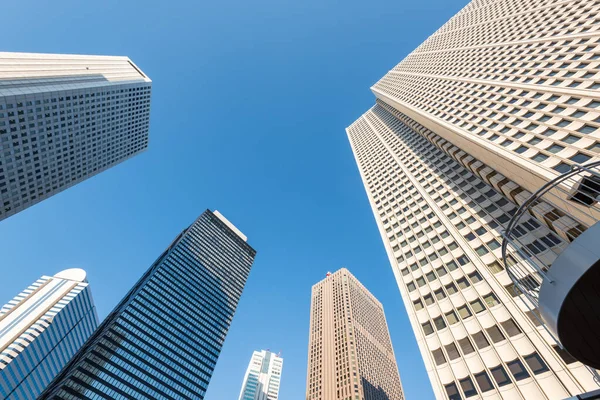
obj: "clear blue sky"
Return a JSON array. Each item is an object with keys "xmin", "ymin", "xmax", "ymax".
[{"xmin": 0, "ymin": 0, "xmax": 466, "ymax": 398}]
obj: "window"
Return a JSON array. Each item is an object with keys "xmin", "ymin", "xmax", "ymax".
[
  {"xmin": 446, "ymin": 342, "xmax": 461, "ymax": 360},
  {"xmin": 501, "ymin": 319, "xmax": 522, "ymax": 337},
  {"xmin": 474, "ymin": 371, "xmax": 494, "ymax": 393},
  {"xmin": 446, "ymin": 311, "xmax": 459, "ymax": 325},
  {"xmin": 417, "ymin": 277, "xmax": 426, "ymax": 287},
  {"xmin": 472, "ymin": 331, "xmax": 490, "ymax": 349},
  {"xmin": 434, "ymin": 289, "xmax": 446, "ymax": 301},
  {"xmin": 414, "ymin": 299, "xmax": 424, "ymax": 310},
  {"xmin": 486, "ymin": 325, "xmax": 506, "ymax": 343},
  {"xmin": 436, "ymin": 266, "xmax": 447, "ymax": 276},
  {"xmin": 470, "ymin": 299, "xmax": 486, "ymax": 314},
  {"xmin": 457, "ymin": 277, "xmax": 470, "ymax": 289},
  {"xmin": 475, "ymin": 245, "xmax": 489, "ymax": 256},
  {"xmin": 457, "ymin": 305, "xmax": 472, "ymax": 319},
  {"xmin": 552, "ymin": 345, "xmax": 577, "ymax": 364},
  {"xmin": 426, "ymin": 272, "xmax": 436, "ymax": 282},
  {"xmin": 507, "ymin": 359, "xmax": 530, "ymax": 380},
  {"xmin": 447, "ymin": 260, "xmax": 458, "ymax": 271},
  {"xmin": 458, "ymin": 337, "xmax": 475, "ymax": 355},
  {"xmin": 445, "ymin": 383, "xmax": 462, "ymax": 400},
  {"xmin": 483, "ymin": 293, "xmax": 500, "ymax": 307},
  {"xmin": 547, "ymin": 144, "xmax": 564, "ymax": 153},
  {"xmin": 422, "ymin": 322, "xmax": 434, "ymax": 335},
  {"xmin": 446, "ymin": 283, "xmax": 458, "ymax": 295},
  {"xmin": 490, "ymin": 365, "xmax": 512, "ymax": 387},
  {"xmin": 554, "ymin": 162, "xmax": 571, "ymax": 173},
  {"xmin": 524, "ymin": 353, "xmax": 549, "ymax": 374},
  {"xmin": 468, "ymin": 271, "xmax": 483, "ymax": 283},
  {"xmin": 459, "ymin": 377, "xmax": 477, "ymax": 398},
  {"xmin": 505, "ymin": 283, "xmax": 520, "ymax": 297},
  {"xmin": 424, "ymin": 294, "xmax": 435, "ymax": 306},
  {"xmin": 433, "ymin": 348, "xmax": 446, "ymax": 365},
  {"xmin": 487, "ymin": 261, "xmax": 504, "ymax": 273},
  {"xmin": 407, "ymin": 282, "xmax": 416, "ymax": 292},
  {"xmin": 434, "ymin": 316, "xmax": 447, "ymax": 330}
]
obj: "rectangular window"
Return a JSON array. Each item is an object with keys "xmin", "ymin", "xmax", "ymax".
[
  {"xmin": 445, "ymin": 383, "xmax": 462, "ymax": 400},
  {"xmin": 472, "ymin": 332, "xmax": 490, "ymax": 349},
  {"xmin": 490, "ymin": 365, "xmax": 512, "ymax": 387},
  {"xmin": 457, "ymin": 277, "xmax": 470, "ymax": 289},
  {"xmin": 501, "ymin": 319, "xmax": 522, "ymax": 337},
  {"xmin": 470, "ymin": 299, "xmax": 486, "ymax": 314},
  {"xmin": 434, "ymin": 289, "xmax": 446, "ymax": 300},
  {"xmin": 433, "ymin": 348, "xmax": 446, "ymax": 365},
  {"xmin": 434, "ymin": 316, "xmax": 447, "ymax": 331},
  {"xmin": 446, "ymin": 283, "xmax": 459, "ymax": 295},
  {"xmin": 422, "ymin": 322, "xmax": 434, "ymax": 335},
  {"xmin": 507, "ymin": 359, "xmax": 530, "ymax": 380},
  {"xmin": 487, "ymin": 261, "xmax": 504, "ymax": 273},
  {"xmin": 445, "ymin": 342, "xmax": 461, "ymax": 360},
  {"xmin": 486, "ymin": 325, "xmax": 506, "ymax": 343},
  {"xmin": 458, "ymin": 305, "xmax": 472, "ymax": 319},
  {"xmin": 474, "ymin": 371, "xmax": 494, "ymax": 393},
  {"xmin": 424, "ymin": 294, "xmax": 435, "ymax": 306},
  {"xmin": 524, "ymin": 353, "xmax": 549, "ymax": 375},
  {"xmin": 459, "ymin": 377, "xmax": 477, "ymax": 398},
  {"xmin": 458, "ymin": 337, "xmax": 475, "ymax": 355},
  {"xmin": 483, "ymin": 293, "xmax": 500, "ymax": 307},
  {"xmin": 468, "ymin": 271, "xmax": 483, "ymax": 283},
  {"xmin": 446, "ymin": 311, "xmax": 459, "ymax": 325},
  {"xmin": 414, "ymin": 299, "xmax": 424, "ymax": 310}
]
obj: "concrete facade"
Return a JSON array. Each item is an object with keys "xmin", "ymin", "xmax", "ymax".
[
  {"xmin": 0, "ymin": 52, "xmax": 151, "ymax": 221},
  {"xmin": 346, "ymin": 0, "xmax": 600, "ymax": 399},
  {"xmin": 306, "ymin": 268, "xmax": 404, "ymax": 400}
]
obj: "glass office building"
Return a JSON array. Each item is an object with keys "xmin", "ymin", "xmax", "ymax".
[
  {"xmin": 39, "ymin": 209, "xmax": 256, "ymax": 399},
  {"xmin": 0, "ymin": 269, "xmax": 98, "ymax": 400}
]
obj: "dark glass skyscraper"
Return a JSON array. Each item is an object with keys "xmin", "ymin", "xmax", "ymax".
[{"xmin": 39, "ymin": 209, "xmax": 256, "ymax": 400}]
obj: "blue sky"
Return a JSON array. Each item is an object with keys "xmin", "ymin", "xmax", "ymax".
[{"xmin": 0, "ymin": 0, "xmax": 466, "ymax": 398}]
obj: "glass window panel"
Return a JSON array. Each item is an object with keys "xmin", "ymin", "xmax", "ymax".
[{"xmin": 474, "ymin": 371, "xmax": 494, "ymax": 393}]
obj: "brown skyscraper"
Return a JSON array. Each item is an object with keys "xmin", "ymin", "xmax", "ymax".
[{"xmin": 306, "ymin": 268, "xmax": 404, "ymax": 400}]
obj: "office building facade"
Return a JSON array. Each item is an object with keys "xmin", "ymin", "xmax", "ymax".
[
  {"xmin": 39, "ymin": 209, "xmax": 256, "ymax": 399},
  {"xmin": 346, "ymin": 0, "xmax": 600, "ymax": 399},
  {"xmin": 0, "ymin": 52, "xmax": 151, "ymax": 221},
  {"xmin": 0, "ymin": 269, "xmax": 98, "ymax": 400},
  {"xmin": 306, "ymin": 268, "xmax": 404, "ymax": 400},
  {"xmin": 238, "ymin": 350, "xmax": 283, "ymax": 400}
]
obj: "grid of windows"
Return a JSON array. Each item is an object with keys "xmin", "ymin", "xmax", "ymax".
[
  {"xmin": 306, "ymin": 269, "xmax": 404, "ymax": 400},
  {"xmin": 0, "ymin": 53, "xmax": 152, "ymax": 221},
  {"xmin": 39, "ymin": 210, "xmax": 256, "ymax": 400}
]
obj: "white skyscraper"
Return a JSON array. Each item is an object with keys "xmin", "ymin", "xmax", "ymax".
[
  {"xmin": 0, "ymin": 52, "xmax": 151, "ymax": 221},
  {"xmin": 238, "ymin": 350, "xmax": 283, "ymax": 400},
  {"xmin": 0, "ymin": 269, "xmax": 98, "ymax": 400},
  {"xmin": 346, "ymin": 0, "xmax": 600, "ymax": 399}
]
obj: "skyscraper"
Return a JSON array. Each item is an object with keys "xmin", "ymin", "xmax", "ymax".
[
  {"xmin": 346, "ymin": 0, "xmax": 600, "ymax": 399},
  {"xmin": 238, "ymin": 350, "xmax": 283, "ymax": 400},
  {"xmin": 0, "ymin": 268, "xmax": 98, "ymax": 400},
  {"xmin": 0, "ymin": 52, "xmax": 151, "ymax": 221},
  {"xmin": 39, "ymin": 209, "xmax": 256, "ymax": 399},
  {"xmin": 306, "ymin": 268, "xmax": 404, "ymax": 400}
]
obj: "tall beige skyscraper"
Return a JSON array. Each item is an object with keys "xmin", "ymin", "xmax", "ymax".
[
  {"xmin": 346, "ymin": 0, "xmax": 600, "ymax": 399},
  {"xmin": 306, "ymin": 268, "xmax": 404, "ymax": 400}
]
